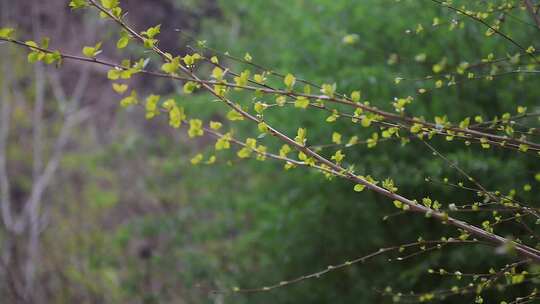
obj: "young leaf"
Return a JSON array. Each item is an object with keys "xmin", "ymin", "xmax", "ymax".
[
  {"xmin": 142, "ymin": 24, "xmax": 161, "ymax": 39},
  {"xmin": 353, "ymin": 184, "xmax": 365, "ymax": 192},
  {"xmin": 82, "ymin": 42, "xmax": 102, "ymax": 58},
  {"xmin": 284, "ymin": 73, "xmax": 296, "ymax": 90},
  {"xmin": 69, "ymin": 0, "xmax": 88, "ymax": 9},
  {"xmin": 188, "ymin": 119, "xmax": 204, "ymax": 138},
  {"xmin": 101, "ymin": 0, "xmax": 119, "ymax": 10},
  {"xmin": 112, "ymin": 83, "xmax": 128, "ymax": 94},
  {"xmin": 294, "ymin": 96, "xmax": 309, "ymax": 109},
  {"xmin": 0, "ymin": 28, "xmax": 15, "ymax": 39}
]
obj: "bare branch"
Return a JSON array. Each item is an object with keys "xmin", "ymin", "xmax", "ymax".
[{"xmin": 524, "ymin": 0, "xmax": 540, "ymax": 29}]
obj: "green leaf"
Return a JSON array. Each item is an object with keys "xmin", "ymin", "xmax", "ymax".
[
  {"xmin": 321, "ymin": 83, "xmax": 336, "ymax": 97},
  {"xmin": 254, "ymin": 102, "xmax": 266, "ymax": 114},
  {"xmin": 284, "ymin": 73, "xmax": 296, "ymax": 90},
  {"xmin": 190, "ymin": 153, "xmax": 203, "ymax": 165},
  {"xmin": 41, "ymin": 37, "xmax": 50, "ymax": 49},
  {"xmin": 383, "ymin": 178, "xmax": 398, "ymax": 193},
  {"xmin": 27, "ymin": 52, "xmax": 40, "ymax": 63},
  {"xmin": 254, "ymin": 73, "xmax": 266, "ymax": 84},
  {"xmin": 112, "ymin": 83, "xmax": 128, "ymax": 94},
  {"xmin": 210, "ymin": 121, "xmax": 222, "ymax": 130},
  {"xmin": 0, "ymin": 28, "xmax": 15, "ymax": 39},
  {"xmin": 212, "ymin": 67, "xmax": 224, "ymax": 80},
  {"xmin": 101, "ymin": 0, "xmax": 119, "ymax": 10},
  {"xmin": 294, "ymin": 96, "xmax": 309, "ymax": 109},
  {"xmin": 326, "ymin": 110, "xmax": 338, "ymax": 122},
  {"xmin": 161, "ymin": 57, "xmax": 180, "ymax": 74},
  {"xmin": 182, "ymin": 53, "xmax": 201, "ymax": 66},
  {"xmin": 162, "ymin": 100, "xmax": 185, "ymax": 128},
  {"xmin": 107, "ymin": 69, "xmax": 122, "ymax": 80},
  {"xmin": 237, "ymin": 147, "xmax": 252, "ymax": 159},
  {"xmin": 142, "ymin": 24, "xmax": 161, "ymax": 39},
  {"xmin": 234, "ymin": 70, "xmax": 250, "ymax": 88},
  {"xmin": 279, "ymin": 144, "xmax": 291, "ymax": 157},
  {"xmin": 120, "ymin": 90, "xmax": 138, "ymax": 107},
  {"xmin": 294, "ymin": 128, "xmax": 307, "ymax": 146},
  {"xmin": 332, "ymin": 132, "xmax": 341, "ymax": 144},
  {"xmin": 43, "ymin": 51, "xmax": 62, "ymax": 65},
  {"xmin": 117, "ymin": 36, "xmax": 129, "ymax": 49},
  {"xmin": 215, "ymin": 134, "xmax": 231, "ymax": 150},
  {"xmin": 353, "ymin": 184, "xmax": 365, "ymax": 192},
  {"xmin": 258, "ymin": 122, "xmax": 269, "ymax": 133},
  {"xmin": 351, "ymin": 91, "xmax": 361, "ymax": 102},
  {"xmin": 82, "ymin": 47, "xmax": 96, "ymax": 57},
  {"xmin": 25, "ymin": 40, "xmax": 38, "ymax": 48},
  {"xmin": 69, "ymin": 0, "xmax": 88, "ymax": 9},
  {"xmin": 188, "ymin": 119, "xmax": 204, "ymax": 138},
  {"xmin": 82, "ymin": 42, "xmax": 102, "ymax": 58},
  {"xmin": 183, "ymin": 81, "xmax": 198, "ymax": 94},
  {"xmin": 145, "ymin": 95, "xmax": 160, "ymax": 119},
  {"xmin": 143, "ymin": 38, "xmax": 157, "ymax": 49},
  {"xmin": 331, "ymin": 150, "xmax": 345, "ymax": 163},
  {"xmin": 227, "ymin": 109, "xmax": 244, "ymax": 121}
]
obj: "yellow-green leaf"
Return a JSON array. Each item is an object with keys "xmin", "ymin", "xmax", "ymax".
[{"xmin": 112, "ymin": 83, "xmax": 128, "ymax": 94}]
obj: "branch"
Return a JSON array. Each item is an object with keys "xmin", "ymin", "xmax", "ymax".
[
  {"xmin": 524, "ymin": 0, "xmax": 540, "ymax": 29},
  {"xmin": 218, "ymin": 239, "xmax": 485, "ymax": 294}
]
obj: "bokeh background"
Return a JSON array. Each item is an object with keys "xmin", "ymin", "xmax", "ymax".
[{"xmin": 1, "ymin": 0, "xmax": 539, "ymax": 303}]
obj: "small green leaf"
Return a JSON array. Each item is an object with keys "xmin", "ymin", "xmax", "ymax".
[
  {"xmin": 331, "ymin": 150, "xmax": 345, "ymax": 163},
  {"xmin": 284, "ymin": 73, "xmax": 296, "ymax": 90},
  {"xmin": 227, "ymin": 109, "xmax": 244, "ymax": 121},
  {"xmin": 82, "ymin": 42, "xmax": 102, "ymax": 58},
  {"xmin": 101, "ymin": 0, "xmax": 119, "ymax": 10},
  {"xmin": 69, "ymin": 0, "xmax": 88, "ymax": 9},
  {"xmin": 183, "ymin": 81, "xmax": 198, "ymax": 94},
  {"xmin": 82, "ymin": 47, "xmax": 95, "ymax": 57},
  {"xmin": 43, "ymin": 51, "xmax": 62, "ymax": 65},
  {"xmin": 161, "ymin": 57, "xmax": 180, "ymax": 74},
  {"xmin": 142, "ymin": 24, "xmax": 161, "ymax": 39},
  {"xmin": 215, "ymin": 134, "xmax": 231, "ymax": 150},
  {"xmin": 145, "ymin": 94, "xmax": 160, "ymax": 119},
  {"xmin": 321, "ymin": 83, "xmax": 336, "ymax": 97},
  {"xmin": 211, "ymin": 67, "xmax": 224, "ymax": 81},
  {"xmin": 350, "ymin": 91, "xmax": 361, "ymax": 102},
  {"xmin": 188, "ymin": 119, "xmax": 204, "ymax": 138},
  {"xmin": 117, "ymin": 35, "xmax": 129, "ymax": 49},
  {"xmin": 107, "ymin": 69, "xmax": 122, "ymax": 80},
  {"xmin": 25, "ymin": 40, "xmax": 38, "ymax": 48},
  {"xmin": 294, "ymin": 128, "xmax": 307, "ymax": 146},
  {"xmin": 332, "ymin": 132, "xmax": 341, "ymax": 144},
  {"xmin": 294, "ymin": 96, "xmax": 309, "ymax": 109},
  {"xmin": 190, "ymin": 153, "xmax": 203, "ymax": 165},
  {"xmin": 112, "ymin": 83, "xmax": 128, "ymax": 94},
  {"xmin": 210, "ymin": 121, "xmax": 222, "ymax": 130},
  {"xmin": 353, "ymin": 184, "xmax": 365, "ymax": 192},
  {"xmin": 0, "ymin": 28, "xmax": 15, "ymax": 39},
  {"xmin": 120, "ymin": 90, "xmax": 138, "ymax": 107},
  {"xmin": 279, "ymin": 144, "xmax": 291, "ymax": 158}
]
